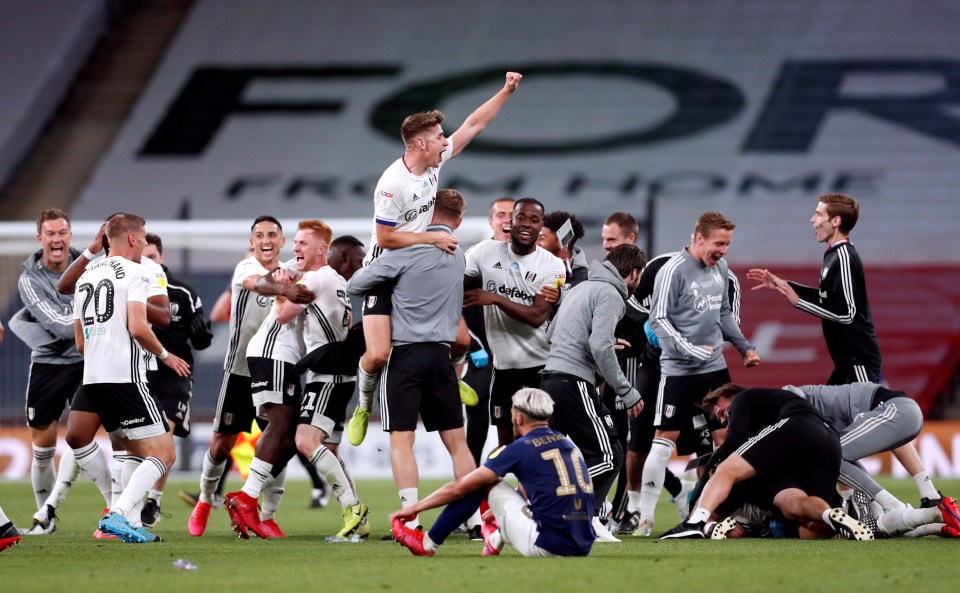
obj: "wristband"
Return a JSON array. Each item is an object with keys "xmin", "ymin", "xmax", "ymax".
[
  {"xmin": 82, "ymin": 248, "xmax": 95, "ymax": 260},
  {"xmin": 158, "ymin": 348, "xmax": 169, "ymax": 361}
]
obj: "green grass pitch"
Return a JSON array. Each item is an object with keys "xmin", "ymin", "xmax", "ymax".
[{"xmin": 2, "ymin": 477, "xmax": 959, "ymax": 593}]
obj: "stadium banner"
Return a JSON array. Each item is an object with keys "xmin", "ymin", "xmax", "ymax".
[
  {"xmin": 3, "ymin": 421, "xmax": 960, "ymax": 480},
  {"xmin": 73, "ymin": 0, "xmax": 960, "ymax": 264}
]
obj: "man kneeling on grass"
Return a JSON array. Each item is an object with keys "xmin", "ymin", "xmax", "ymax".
[
  {"xmin": 660, "ymin": 383, "xmax": 873, "ymax": 541},
  {"xmin": 390, "ymin": 388, "xmax": 595, "ymax": 557}
]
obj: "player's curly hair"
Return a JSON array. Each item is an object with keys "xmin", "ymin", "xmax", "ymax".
[
  {"xmin": 701, "ymin": 383, "xmax": 747, "ymax": 418},
  {"xmin": 543, "ymin": 211, "xmax": 585, "ymax": 248}
]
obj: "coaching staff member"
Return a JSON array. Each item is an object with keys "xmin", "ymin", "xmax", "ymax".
[{"xmin": 346, "ymin": 189, "xmax": 476, "ymax": 527}]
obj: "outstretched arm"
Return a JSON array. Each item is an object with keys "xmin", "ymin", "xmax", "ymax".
[
  {"xmin": 746, "ymin": 268, "xmax": 801, "ymax": 306},
  {"xmin": 448, "ymin": 72, "xmax": 522, "ymax": 157}
]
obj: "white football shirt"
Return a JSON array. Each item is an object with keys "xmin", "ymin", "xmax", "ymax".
[
  {"xmin": 363, "ymin": 138, "xmax": 454, "ymax": 265},
  {"xmin": 246, "ymin": 307, "xmax": 306, "ymax": 365},
  {"xmin": 464, "ymin": 240, "xmax": 566, "ymax": 369},
  {"xmin": 74, "ymin": 256, "xmax": 149, "ymax": 384},
  {"xmin": 298, "ymin": 266, "xmax": 352, "ymax": 383},
  {"xmin": 140, "ymin": 255, "xmax": 167, "ymax": 371},
  {"xmin": 223, "ymin": 256, "xmax": 273, "ymax": 376}
]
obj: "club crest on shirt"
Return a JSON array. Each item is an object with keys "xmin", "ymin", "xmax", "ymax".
[
  {"xmin": 525, "ymin": 271, "xmax": 537, "ymax": 282},
  {"xmin": 664, "ymin": 405, "xmax": 676, "ymax": 418}
]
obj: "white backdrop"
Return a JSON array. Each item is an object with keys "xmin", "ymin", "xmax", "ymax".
[{"xmin": 73, "ymin": 0, "xmax": 960, "ymax": 265}]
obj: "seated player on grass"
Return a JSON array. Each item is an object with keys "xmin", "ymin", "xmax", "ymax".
[{"xmin": 390, "ymin": 388, "xmax": 595, "ymax": 557}]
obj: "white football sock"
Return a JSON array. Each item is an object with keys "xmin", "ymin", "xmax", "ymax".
[
  {"xmin": 72, "ymin": 442, "xmax": 113, "ymax": 507},
  {"xmin": 42, "ymin": 447, "xmax": 80, "ymax": 511},
  {"xmin": 913, "ymin": 471, "xmax": 940, "ymax": 500},
  {"xmin": 111, "ymin": 451, "xmax": 128, "ymax": 509},
  {"xmin": 689, "ymin": 507, "xmax": 711, "ymax": 524},
  {"xmin": 121, "ymin": 456, "xmax": 145, "ymax": 526},
  {"xmin": 399, "ymin": 487, "xmax": 419, "ymax": 528},
  {"xmin": 260, "ymin": 467, "xmax": 286, "ymax": 522},
  {"xmin": 638, "ymin": 438, "xmax": 674, "ymax": 520},
  {"xmin": 357, "ymin": 364, "xmax": 380, "ymax": 411},
  {"xmin": 31, "ymin": 445, "xmax": 56, "ymax": 510},
  {"xmin": 877, "ymin": 506, "xmax": 940, "ymax": 536},
  {"xmin": 875, "ymin": 489, "xmax": 906, "ymax": 512},
  {"xmin": 901, "ymin": 523, "xmax": 945, "ymax": 538},
  {"xmin": 114, "ymin": 457, "xmax": 166, "ymax": 519},
  {"xmin": 310, "ymin": 446, "xmax": 358, "ymax": 508},
  {"xmin": 241, "ymin": 458, "xmax": 273, "ymax": 499},
  {"xmin": 199, "ymin": 449, "xmax": 227, "ymax": 505}
]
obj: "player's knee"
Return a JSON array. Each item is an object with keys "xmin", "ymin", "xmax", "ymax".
[
  {"xmin": 150, "ymin": 442, "xmax": 176, "ymax": 469},
  {"xmin": 294, "ymin": 431, "xmax": 312, "ymax": 456},
  {"xmin": 210, "ymin": 435, "xmax": 235, "ymax": 461},
  {"xmin": 362, "ymin": 316, "xmax": 391, "ymax": 367},
  {"xmin": 64, "ymin": 430, "xmax": 89, "ymax": 450},
  {"xmin": 161, "ymin": 449, "xmax": 177, "ymax": 470},
  {"xmin": 65, "ymin": 418, "xmax": 98, "ymax": 450},
  {"xmin": 892, "ymin": 397, "xmax": 923, "ymax": 438}
]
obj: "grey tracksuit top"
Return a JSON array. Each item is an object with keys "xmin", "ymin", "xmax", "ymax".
[
  {"xmin": 346, "ymin": 223, "xmax": 464, "ymax": 346},
  {"xmin": 543, "ymin": 260, "xmax": 641, "ymax": 409},
  {"xmin": 650, "ymin": 249, "xmax": 753, "ymax": 376}
]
